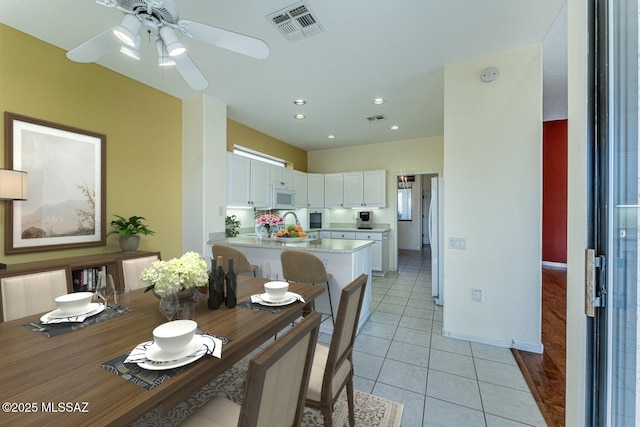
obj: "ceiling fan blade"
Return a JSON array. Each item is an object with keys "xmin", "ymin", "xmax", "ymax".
[
  {"xmin": 66, "ymin": 29, "xmax": 119, "ymax": 63},
  {"xmin": 179, "ymin": 20, "xmax": 270, "ymax": 59},
  {"xmin": 173, "ymin": 53, "xmax": 209, "ymax": 90}
]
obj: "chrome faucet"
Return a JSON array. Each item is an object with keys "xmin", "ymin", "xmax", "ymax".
[{"xmin": 282, "ymin": 211, "xmax": 299, "ymax": 225}]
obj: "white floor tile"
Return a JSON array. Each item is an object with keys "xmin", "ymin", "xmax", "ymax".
[{"xmin": 423, "ymin": 397, "xmax": 487, "ymax": 427}]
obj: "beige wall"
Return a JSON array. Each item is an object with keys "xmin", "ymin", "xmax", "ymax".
[
  {"xmin": 227, "ymin": 119, "xmax": 307, "ymax": 172},
  {"xmin": 0, "ymin": 24, "xmax": 183, "ymax": 262},
  {"xmin": 443, "ymin": 45, "xmax": 542, "ymax": 350}
]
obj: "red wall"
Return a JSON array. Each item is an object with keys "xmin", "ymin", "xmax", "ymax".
[{"xmin": 542, "ymin": 120, "xmax": 568, "ymax": 264}]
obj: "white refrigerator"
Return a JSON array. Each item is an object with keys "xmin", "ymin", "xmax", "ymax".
[{"xmin": 428, "ymin": 176, "xmax": 444, "ymax": 305}]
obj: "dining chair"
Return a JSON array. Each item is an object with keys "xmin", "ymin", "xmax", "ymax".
[
  {"xmin": 181, "ymin": 311, "xmax": 322, "ymax": 427},
  {"xmin": 121, "ymin": 255, "xmax": 159, "ymax": 290},
  {"xmin": 281, "ymin": 250, "xmax": 334, "ymax": 324},
  {"xmin": 212, "ymin": 244, "xmax": 258, "ymax": 276},
  {"xmin": 305, "ymin": 273, "xmax": 368, "ymax": 427},
  {"xmin": 1, "ymin": 269, "xmax": 69, "ymax": 321}
]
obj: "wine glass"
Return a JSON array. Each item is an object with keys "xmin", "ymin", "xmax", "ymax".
[
  {"xmin": 159, "ymin": 292, "xmax": 179, "ymax": 321},
  {"xmin": 95, "ymin": 272, "xmax": 114, "ymax": 309},
  {"xmin": 261, "ymin": 262, "xmax": 271, "ymax": 280}
]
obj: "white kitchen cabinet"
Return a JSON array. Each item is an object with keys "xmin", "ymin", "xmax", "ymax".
[
  {"xmin": 324, "ymin": 173, "xmax": 344, "ymax": 208},
  {"xmin": 355, "ymin": 231, "xmax": 389, "ymax": 274},
  {"xmin": 342, "ymin": 170, "xmax": 386, "ymax": 208},
  {"xmin": 307, "ymin": 173, "xmax": 325, "ymax": 208},
  {"xmin": 343, "ymin": 172, "xmax": 364, "ymax": 207},
  {"xmin": 363, "ymin": 170, "xmax": 387, "ymax": 207},
  {"xmin": 319, "ymin": 231, "xmax": 332, "ymax": 239},
  {"xmin": 270, "ymin": 165, "xmax": 293, "ymax": 188},
  {"xmin": 293, "ymin": 171, "xmax": 307, "ymax": 208},
  {"xmin": 226, "ymin": 153, "xmax": 270, "ymax": 208}
]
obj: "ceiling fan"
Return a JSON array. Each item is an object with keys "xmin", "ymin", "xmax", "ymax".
[{"xmin": 66, "ymin": 0, "xmax": 270, "ymax": 90}]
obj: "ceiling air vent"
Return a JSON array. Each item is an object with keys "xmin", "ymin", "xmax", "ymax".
[
  {"xmin": 267, "ymin": 2, "xmax": 323, "ymax": 42},
  {"xmin": 366, "ymin": 114, "xmax": 386, "ymax": 123}
]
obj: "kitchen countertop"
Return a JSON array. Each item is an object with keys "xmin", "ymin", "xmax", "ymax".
[{"xmin": 220, "ymin": 236, "xmax": 374, "ymax": 253}]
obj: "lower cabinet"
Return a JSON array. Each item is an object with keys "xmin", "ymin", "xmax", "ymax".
[
  {"xmin": 324, "ymin": 230, "xmax": 389, "ymax": 276},
  {"xmin": 355, "ymin": 232, "xmax": 389, "ymax": 274}
]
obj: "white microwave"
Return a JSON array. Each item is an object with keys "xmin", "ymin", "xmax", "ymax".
[{"xmin": 270, "ymin": 186, "xmax": 296, "ymax": 209}]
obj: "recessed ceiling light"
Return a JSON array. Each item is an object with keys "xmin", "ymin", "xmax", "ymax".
[
  {"xmin": 373, "ymin": 98, "xmax": 385, "ymax": 105},
  {"xmin": 390, "ymin": 125, "xmax": 400, "ymax": 130},
  {"xmin": 294, "ymin": 114, "xmax": 305, "ymax": 120},
  {"xmin": 294, "ymin": 99, "xmax": 306, "ymax": 106},
  {"xmin": 328, "ymin": 134, "xmax": 336, "ymax": 139}
]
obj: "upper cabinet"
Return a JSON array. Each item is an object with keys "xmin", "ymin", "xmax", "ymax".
[
  {"xmin": 307, "ymin": 173, "xmax": 324, "ymax": 208},
  {"xmin": 324, "ymin": 173, "xmax": 345, "ymax": 208},
  {"xmin": 362, "ymin": 170, "xmax": 387, "ymax": 207},
  {"xmin": 270, "ymin": 166, "xmax": 293, "ymax": 188},
  {"xmin": 293, "ymin": 171, "xmax": 308, "ymax": 208},
  {"xmin": 333, "ymin": 170, "xmax": 387, "ymax": 208},
  {"xmin": 226, "ymin": 153, "xmax": 270, "ymax": 208},
  {"xmin": 226, "ymin": 157, "xmax": 385, "ymax": 209}
]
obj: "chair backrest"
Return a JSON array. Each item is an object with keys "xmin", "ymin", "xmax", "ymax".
[
  {"xmin": 239, "ymin": 311, "xmax": 321, "ymax": 427},
  {"xmin": 212, "ymin": 244, "xmax": 255, "ymax": 274},
  {"xmin": 1, "ymin": 269, "xmax": 69, "ymax": 321},
  {"xmin": 281, "ymin": 250, "xmax": 330, "ymax": 284},
  {"xmin": 322, "ymin": 274, "xmax": 367, "ymax": 396},
  {"xmin": 121, "ymin": 255, "xmax": 159, "ymax": 290}
]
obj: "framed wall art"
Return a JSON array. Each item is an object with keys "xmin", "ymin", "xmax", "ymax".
[{"xmin": 4, "ymin": 112, "xmax": 106, "ymax": 253}]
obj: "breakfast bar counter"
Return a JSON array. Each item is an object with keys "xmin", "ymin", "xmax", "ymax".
[{"xmin": 219, "ymin": 236, "xmax": 373, "ymax": 334}]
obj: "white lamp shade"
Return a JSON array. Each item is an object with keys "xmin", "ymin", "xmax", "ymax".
[
  {"xmin": 0, "ymin": 169, "xmax": 27, "ymax": 200},
  {"xmin": 113, "ymin": 14, "xmax": 141, "ymax": 47},
  {"xmin": 160, "ymin": 26, "xmax": 186, "ymax": 57}
]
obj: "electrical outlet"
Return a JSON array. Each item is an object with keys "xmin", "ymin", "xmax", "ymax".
[{"xmin": 472, "ymin": 288, "xmax": 483, "ymax": 302}]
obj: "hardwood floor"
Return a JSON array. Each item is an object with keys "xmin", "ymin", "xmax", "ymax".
[{"xmin": 513, "ymin": 266, "xmax": 566, "ymax": 427}]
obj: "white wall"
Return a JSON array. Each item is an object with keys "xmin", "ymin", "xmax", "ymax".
[
  {"xmin": 442, "ymin": 46, "xmax": 543, "ymax": 351},
  {"xmin": 182, "ymin": 95, "xmax": 228, "ymax": 258},
  {"xmin": 308, "ymin": 136, "xmax": 444, "ymax": 270}
]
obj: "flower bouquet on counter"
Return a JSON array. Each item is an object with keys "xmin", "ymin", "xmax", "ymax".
[
  {"xmin": 256, "ymin": 213, "xmax": 284, "ymax": 238},
  {"xmin": 140, "ymin": 251, "xmax": 208, "ymax": 296}
]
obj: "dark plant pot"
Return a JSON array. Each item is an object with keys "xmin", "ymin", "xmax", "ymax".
[{"xmin": 119, "ymin": 235, "xmax": 140, "ymax": 253}]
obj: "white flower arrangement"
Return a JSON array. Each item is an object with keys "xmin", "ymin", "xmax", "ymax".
[{"xmin": 140, "ymin": 251, "xmax": 208, "ymax": 296}]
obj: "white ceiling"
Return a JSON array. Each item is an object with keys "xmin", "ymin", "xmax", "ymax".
[{"xmin": 0, "ymin": 0, "xmax": 567, "ymax": 152}]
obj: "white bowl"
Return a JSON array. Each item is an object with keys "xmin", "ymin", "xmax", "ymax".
[
  {"xmin": 264, "ymin": 281, "xmax": 289, "ymax": 302},
  {"xmin": 54, "ymin": 292, "xmax": 94, "ymax": 315},
  {"xmin": 152, "ymin": 320, "xmax": 197, "ymax": 355}
]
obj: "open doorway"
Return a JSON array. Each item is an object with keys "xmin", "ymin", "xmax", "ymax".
[{"xmin": 396, "ymin": 172, "xmax": 443, "ymax": 304}]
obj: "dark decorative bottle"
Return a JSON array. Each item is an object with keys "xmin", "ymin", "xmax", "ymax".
[
  {"xmin": 225, "ymin": 258, "xmax": 237, "ymax": 308},
  {"xmin": 216, "ymin": 256, "xmax": 226, "ymax": 306},
  {"xmin": 207, "ymin": 257, "xmax": 219, "ymax": 310}
]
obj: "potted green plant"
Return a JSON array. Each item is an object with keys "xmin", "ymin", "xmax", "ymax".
[
  {"xmin": 225, "ymin": 215, "xmax": 241, "ymax": 237},
  {"xmin": 107, "ymin": 215, "xmax": 155, "ymax": 252}
]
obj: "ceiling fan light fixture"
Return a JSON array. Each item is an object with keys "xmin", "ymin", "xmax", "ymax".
[
  {"xmin": 160, "ymin": 26, "xmax": 186, "ymax": 57},
  {"xmin": 113, "ymin": 14, "xmax": 141, "ymax": 47},
  {"xmin": 155, "ymin": 39, "xmax": 175, "ymax": 66}
]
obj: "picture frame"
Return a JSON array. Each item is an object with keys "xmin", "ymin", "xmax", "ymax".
[{"xmin": 4, "ymin": 112, "xmax": 106, "ymax": 253}]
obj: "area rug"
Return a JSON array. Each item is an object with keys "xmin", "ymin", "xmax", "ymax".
[{"xmin": 132, "ymin": 356, "xmax": 403, "ymax": 426}]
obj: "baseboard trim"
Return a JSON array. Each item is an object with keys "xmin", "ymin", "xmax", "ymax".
[
  {"xmin": 442, "ymin": 330, "xmax": 544, "ymax": 354},
  {"xmin": 541, "ymin": 261, "xmax": 567, "ymax": 269}
]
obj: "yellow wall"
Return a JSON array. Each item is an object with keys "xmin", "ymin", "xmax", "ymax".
[
  {"xmin": 227, "ymin": 119, "xmax": 308, "ymax": 171},
  {"xmin": 0, "ymin": 24, "xmax": 183, "ymax": 262}
]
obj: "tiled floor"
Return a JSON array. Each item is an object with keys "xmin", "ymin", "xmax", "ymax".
[{"xmin": 317, "ymin": 248, "xmax": 547, "ymax": 426}]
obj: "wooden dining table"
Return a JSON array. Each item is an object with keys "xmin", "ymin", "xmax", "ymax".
[{"xmin": 0, "ymin": 276, "xmax": 323, "ymax": 426}]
